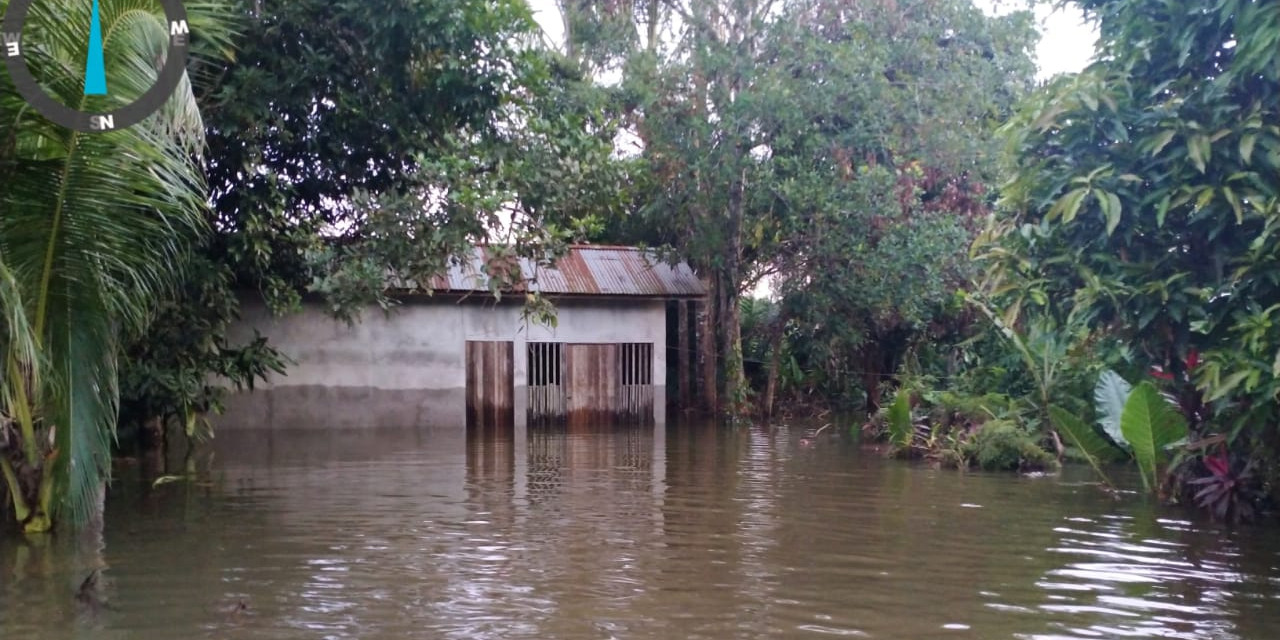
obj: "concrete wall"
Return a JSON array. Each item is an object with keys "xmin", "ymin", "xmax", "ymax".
[{"xmin": 216, "ymin": 296, "xmax": 668, "ymax": 430}]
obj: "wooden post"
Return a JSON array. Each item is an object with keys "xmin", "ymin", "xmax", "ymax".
[{"xmin": 677, "ymin": 300, "xmax": 691, "ymax": 410}]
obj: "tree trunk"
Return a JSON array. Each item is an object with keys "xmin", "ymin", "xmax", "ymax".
[
  {"xmin": 761, "ymin": 319, "xmax": 784, "ymax": 418},
  {"xmin": 862, "ymin": 329, "xmax": 909, "ymax": 413},
  {"xmin": 698, "ymin": 295, "xmax": 718, "ymax": 414},
  {"xmin": 645, "ymin": 0, "xmax": 659, "ymax": 52},
  {"xmin": 718, "ymin": 270, "xmax": 746, "ymax": 416},
  {"xmin": 861, "ymin": 341, "xmax": 883, "ymax": 413},
  {"xmin": 863, "ymin": 371, "xmax": 882, "ymax": 412},
  {"xmin": 717, "ymin": 170, "xmax": 748, "ymax": 417},
  {"xmin": 558, "ymin": 1, "xmax": 575, "ymax": 60},
  {"xmin": 677, "ymin": 300, "xmax": 691, "ymax": 409},
  {"xmin": 74, "ymin": 481, "xmax": 108, "ymax": 612},
  {"xmin": 78, "ymin": 481, "xmax": 106, "ymax": 559}
]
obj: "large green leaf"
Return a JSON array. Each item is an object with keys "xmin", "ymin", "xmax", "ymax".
[
  {"xmin": 1093, "ymin": 369, "xmax": 1132, "ymax": 450},
  {"xmin": 48, "ymin": 301, "xmax": 119, "ymax": 525},
  {"xmin": 1120, "ymin": 382, "xmax": 1188, "ymax": 492},
  {"xmin": 1049, "ymin": 404, "xmax": 1119, "ymax": 486}
]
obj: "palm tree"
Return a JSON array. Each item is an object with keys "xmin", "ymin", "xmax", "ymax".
[{"xmin": 0, "ymin": 0, "xmax": 233, "ymax": 533}]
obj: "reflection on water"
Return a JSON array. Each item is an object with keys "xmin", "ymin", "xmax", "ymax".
[{"xmin": 2, "ymin": 423, "xmax": 1280, "ymax": 639}]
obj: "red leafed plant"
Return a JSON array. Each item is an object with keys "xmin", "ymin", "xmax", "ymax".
[
  {"xmin": 1187, "ymin": 449, "xmax": 1259, "ymax": 523},
  {"xmin": 1149, "ymin": 349, "xmax": 1199, "ymax": 382}
]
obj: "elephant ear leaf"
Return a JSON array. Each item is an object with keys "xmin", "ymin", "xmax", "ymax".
[
  {"xmin": 1050, "ymin": 405, "xmax": 1120, "ymax": 486},
  {"xmin": 1120, "ymin": 382, "xmax": 1188, "ymax": 492},
  {"xmin": 1094, "ymin": 369, "xmax": 1132, "ymax": 449}
]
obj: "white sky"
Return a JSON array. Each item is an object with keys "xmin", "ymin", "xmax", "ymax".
[
  {"xmin": 528, "ymin": 0, "xmax": 1098, "ymax": 81},
  {"xmin": 1016, "ymin": 2, "xmax": 1098, "ymax": 79}
]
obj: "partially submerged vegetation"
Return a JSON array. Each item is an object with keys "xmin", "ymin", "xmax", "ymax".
[
  {"xmin": 860, "ymin": 0, "xmax": 1280, "ymax": 523},
  {"xmin": 867, "ymin": 388, "xmax": 1059, "ymax": 473},
  {"xmin": 0, "ymin": 1, "xmax": 236, "ymax": 532},
  {"xmin": 3, "ymin": 0, "xmax": 1278, "ymax": 531}
]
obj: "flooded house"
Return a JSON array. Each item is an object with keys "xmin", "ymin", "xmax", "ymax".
[{"xmin": 217, "ymin": 246, "xmax": 707, "ymax": 434}]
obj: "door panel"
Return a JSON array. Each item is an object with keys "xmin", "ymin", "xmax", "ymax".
[
  {"xmin": 564, "ymin": 343, "xmax": 618, "ymax": 429},
  {"xmin": 465, "ymin": 340, "xmax": 514, "ymax": 437}
]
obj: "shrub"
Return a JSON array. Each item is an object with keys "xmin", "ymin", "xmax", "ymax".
[
  {"xmin": 968, "ymin": 420, "xmax": 1058, "ymax": 472},
  {"xmin": 929, "ymin": 391, "xmax": 1016, "ymax": 428}
]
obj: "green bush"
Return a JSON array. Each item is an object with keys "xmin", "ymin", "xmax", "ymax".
[
  {"xmin": 930, "ymin": 391, "xmax": 1016, "ymax": 426},
  {"xmin": 968, "ymin": 420, "xmax": 1058, "ymax": 472}
]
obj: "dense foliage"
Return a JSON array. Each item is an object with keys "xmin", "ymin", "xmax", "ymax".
[
  {"xmin": 119, "ymin": 0, "xmax": 629, "ymax": 433},
  {"xmin": 8, "ymin": 0, "xmax": 1278, "ymax": 531},
  {"xmin": 554, "ymin": 0, "xmax": 1038, "ymax": 414},
  {"xmin": 978, "ymin": 0, "xmax": 1280, "ymax": 515},
  {"xmin": 0, "ymin": 0, "xmax": 234, "ymax": 531}
]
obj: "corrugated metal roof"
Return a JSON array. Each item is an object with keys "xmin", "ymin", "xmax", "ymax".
[{"xmin": 416, "ymin": 246, "xmax": 705, "ymax": 298}]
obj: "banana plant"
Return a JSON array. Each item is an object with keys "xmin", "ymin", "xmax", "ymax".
[
  {"xmin": 966, "ymin": 294, "xmax": 1083, "ymax": 431},
  {"xmin": 0, "ymin": 0, "xmax": 233, "ymax": 532}
]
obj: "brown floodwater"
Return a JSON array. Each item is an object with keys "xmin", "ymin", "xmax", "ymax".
[{"xmin": 3, "ymin": 423, "xmax": 1280, "ymax": 639}]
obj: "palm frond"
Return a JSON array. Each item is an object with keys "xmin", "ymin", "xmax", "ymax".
[
  {"xmin": 0, "ymin": 0, "xmax": 233, "ymax": 526},
  {"xmin": 0, "ymin": 260, "xmax": 42, "ymax": 410}
]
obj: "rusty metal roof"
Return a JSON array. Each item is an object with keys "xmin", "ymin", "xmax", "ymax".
[{"xmin": 417, "ymin": 246, "xmax": 705, "ymax": 298}]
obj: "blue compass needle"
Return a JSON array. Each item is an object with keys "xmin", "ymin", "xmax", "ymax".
[{"xmin": 84, "ymin": 0, "xmax": 107, "ymax": 95}]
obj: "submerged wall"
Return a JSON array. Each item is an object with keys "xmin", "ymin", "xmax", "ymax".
[{"xmin": 215, "ymin": 296, "xmax": 668, "ymax": 430}]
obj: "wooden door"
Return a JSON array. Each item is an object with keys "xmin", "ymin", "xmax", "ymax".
[
  {"xmin": 564, "ymin": 343, "xmax": 619, "ymax": 429},
  {"xmin": 466, "ymin": 340, "xmax": 514, "ymax": 437}
]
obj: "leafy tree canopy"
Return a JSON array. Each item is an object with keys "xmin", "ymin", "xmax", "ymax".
[
  {"xmin": 986, "ymin": 0, "xmax": 1280, "ymax": 436},
  {"xmin": 120, "ymin": 0, "xmax": 630, "ymax": 430},
  {"xmin": 581, "ymin": 0, "xmax": 1037, "ymax": 410}
]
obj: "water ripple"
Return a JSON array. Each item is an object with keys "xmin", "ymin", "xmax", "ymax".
[{"xmin": 1, "ymin": 426, "xmax": 1278, "ymax": 639}]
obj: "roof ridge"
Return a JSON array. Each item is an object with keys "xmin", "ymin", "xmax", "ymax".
[
  {"xmin": 569, "ymin": 244, "xmax": 648, "ymax": 251},
  {"xmin": 466, "ymin": 243, "xmax": 654, "ymax": 252},
  {"xmin": 416, "ymin": 243, "xmax": 704, "ymax": 297}
]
